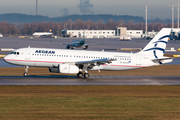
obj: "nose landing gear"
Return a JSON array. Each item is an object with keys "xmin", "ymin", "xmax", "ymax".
[{"xmin": 23, "ymin": 66, "xmax": 29, "ymax": 76}]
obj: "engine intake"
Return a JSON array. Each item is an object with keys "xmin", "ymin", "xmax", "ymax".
[{"xmin": 66, "ymin": 45, "xmax": 70, "ymax": 49}]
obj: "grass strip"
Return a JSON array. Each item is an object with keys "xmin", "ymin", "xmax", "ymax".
[{"xmin": 0, "ymin": 86, "xmax": 180, "ymax": 120}]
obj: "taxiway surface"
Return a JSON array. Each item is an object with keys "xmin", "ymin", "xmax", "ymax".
[{"xmin": 0, "ymin": 76, "xmax": 180, "ymax": 85}]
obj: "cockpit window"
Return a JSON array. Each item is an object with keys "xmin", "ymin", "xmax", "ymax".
[{"xmin": 10, "ymin": 52, "xmax": 20, "ymax": 55}]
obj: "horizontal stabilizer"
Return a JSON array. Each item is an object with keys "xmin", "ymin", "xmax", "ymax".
[{"xmin": 151, "ymin": 57, "xmax": 173, "ymax": 64}]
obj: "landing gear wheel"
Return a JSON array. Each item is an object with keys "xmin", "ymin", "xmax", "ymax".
[
  {"xmin": 23, "ymin": 72, "xmax": 28, "ymax": 76},
  {"xmin": 77, "ymin": 72, "xmax": 83, "ymax": 78},
  {"xmin": 84, "ymin": 73, "xmax": 90, "ymax": 79}
]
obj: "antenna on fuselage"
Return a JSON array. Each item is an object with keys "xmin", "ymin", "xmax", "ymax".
[{"xmin": 28, "ymin": 46, "xmax": 31, "ymax": 48}]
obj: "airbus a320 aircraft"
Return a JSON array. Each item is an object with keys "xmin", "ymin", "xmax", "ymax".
[{"xmin": 4, "ymin": 28, "xmax": 173, "ymax": 78}]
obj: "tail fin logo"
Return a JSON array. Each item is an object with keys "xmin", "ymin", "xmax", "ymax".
[
  {"xmin": 144, "ymin": 35, "xmax": 170, "ymax": 58},
  {"xmin": 49, "ymin": 29, "xmax": 52, "ymax": 33}
]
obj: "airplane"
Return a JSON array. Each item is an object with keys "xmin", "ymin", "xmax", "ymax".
[
  {"xmin": 33, "ymin": 29, "xmax": 53, "ymax": 37},
  {"xmin": 64, "ymin": 38, "xmax": 87, "ymax": 50},
  {"xmin": 62, "ymin": 38, "xmax": 98, "ymax": 50},
  {"xmin": 3, "ymin": 28, "xmax": 173, "ymax": 79}
]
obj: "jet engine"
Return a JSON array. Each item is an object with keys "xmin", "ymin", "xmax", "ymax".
[
  {"xmin": 66, "ymin": 45, "xmax": 70, "ymax": 49},
  {"xmin": 49, "ymin": 64, "xmax": 79, "ymax": 74}
]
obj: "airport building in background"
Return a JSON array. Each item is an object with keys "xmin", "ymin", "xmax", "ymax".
[{"xmin": 62, "ymin": 27, "xmax": 143, "ymax": 39}]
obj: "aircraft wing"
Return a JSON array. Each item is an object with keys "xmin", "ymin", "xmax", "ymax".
[
  {"xmin": 60, "ymin": 43, "xmax": 78, "ymax": 46},
  {"xmin": 75, "ymin": 58, "xmax": 114, "ymax": 65},
  {"xmin": 84, "ymin": 43, "xmax": 99, "ymax": 46},
  {"xmin": 65, "ymin": 59, "xmax": 115, "ymax": 66}
]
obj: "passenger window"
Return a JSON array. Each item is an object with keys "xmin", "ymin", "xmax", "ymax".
[{"xmin": 17, "ymin": 52, "xmax": 19, "ymax": 55}]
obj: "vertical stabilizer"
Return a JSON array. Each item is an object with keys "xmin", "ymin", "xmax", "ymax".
[{"xmin": 138, "ymin": 28, "xmax": 171, "ymax": 58}]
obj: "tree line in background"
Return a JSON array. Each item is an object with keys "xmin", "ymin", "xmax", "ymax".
[{"xmin": 0, "ymin": 19, "xmax": 175, "ymax": 36}]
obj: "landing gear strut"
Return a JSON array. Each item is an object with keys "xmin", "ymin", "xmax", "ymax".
[{"xmin": 23, "ymin": 66, "xmax": 29, "ymax": 76}]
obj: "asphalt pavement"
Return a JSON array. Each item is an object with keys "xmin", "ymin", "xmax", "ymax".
[{"xmin": 0, "ymin": 76, "xmax": 180, "ymax": 85}]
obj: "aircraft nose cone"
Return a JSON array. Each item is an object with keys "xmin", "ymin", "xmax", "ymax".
[
  {"xmin": 3, "ymin": 55, "xmax": 10, "ymax": 63},
  {"xmin": 3, "ymin": 55, "xmax": 7, "ymax": 61}
]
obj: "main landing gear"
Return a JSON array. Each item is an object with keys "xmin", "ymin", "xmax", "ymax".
[
  {"xmin": 77, "ymin": 71, "xmax": 90, "ymax": 78},
  {"xmin": 23, "ymin": 66, "xmax": 29, "ymax": 76}
]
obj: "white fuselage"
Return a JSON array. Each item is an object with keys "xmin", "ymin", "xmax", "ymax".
[
  {"xmin": 32, "ymin": 32, "xmax": 52, "ymax": 36},
  {"xmin": 4, "ymin": 48, "xmax": 160, "ymax": 71}
]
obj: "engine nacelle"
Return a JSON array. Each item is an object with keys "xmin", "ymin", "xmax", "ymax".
[
  {"xmin": 49, "ymin": 64, "xmax": 79, "ymax": 74},
  {"xmin": 66, "ymin": 45, "xmax": 70, "ymax": 49},
  {"xmin": 49, "ymin": 67, "xmax": 59, "ymax": 73}
]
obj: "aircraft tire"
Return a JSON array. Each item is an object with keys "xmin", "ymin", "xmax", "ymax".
[
  {"xmin": 23, "ymin": 72, "xmax": 28, "ymax": 76},
  {"xmin": 84, "ymin": 73, "xmax": 90, "ymax": 79},
  {"xmin": 77, "ymin": 72, "xmax": 83, "ymax": 78}
]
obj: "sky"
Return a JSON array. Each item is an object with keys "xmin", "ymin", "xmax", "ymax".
[{"xmin": 0, "ymin": 0, "xmax": 180, "ymax": 19}]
